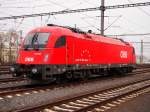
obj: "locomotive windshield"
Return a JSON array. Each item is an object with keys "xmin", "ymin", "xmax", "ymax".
[{"xmin": 24, "ymin": 32, "xmax": 50, "ymax": 50}]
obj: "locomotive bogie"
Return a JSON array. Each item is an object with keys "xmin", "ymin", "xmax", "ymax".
[{"xmin": 11, "ymin": 63, "xmax": 134, "ymax": 81}]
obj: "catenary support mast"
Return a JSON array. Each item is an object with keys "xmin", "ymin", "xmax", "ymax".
[{"xmin": 101, "ymin": 0, "xmax": 105, "ymax": 35}]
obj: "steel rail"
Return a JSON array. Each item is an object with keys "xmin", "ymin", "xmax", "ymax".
[{"xmin": 14, "ymin": 76, "xmax": 150, "ymax": 112}]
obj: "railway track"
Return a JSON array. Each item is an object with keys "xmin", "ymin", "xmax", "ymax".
[
  {"xmin": 0, "ymin": 64, "xmax": 10, "ymax": 69},
  {"xmin": 0, "ymin": 68, "xmax": 148, "ymax": 112},
  {"xmin": 0, "ymin": 64, "xmax": 11, "ymax": 75},
  {"xmin": 0, "ymin": 67, "xmax": 149, "ymax": 89},
  {"xmin": 0, "ymin": 68, "xmax": 150, "ymax": 93},
  {"xmin": 0, "ymin": 84, "xmax": 52, "ymax": 98},
  {"xmin": 136, "ymin": 64, "xmax": 150, "ymax": 69},
  {"xmin": 0, "ymin": 77, "xmax": 25, "ymax": 83},
  {"xmin": 0, "ymin": 77, "xmax": 27, "ymax": 89},
  {"xmin": 0, "ymin": 67, "xmax": 150, "ymax": 98},
  {"xmin": 14, "ymin": 79, "xmax": 150, "ymax": 112},
  {"xmin": 0, "ymin": 71, "xmax": 10, "ymax": 75},
  {"xmin": 0, "ymin": 66, "xmax": 149, "ymax": 111},
  {"xmin": 129, "ymin": 67, "xmax": 150, "ymax": 75},
  {"xmin": 0, "ymin": 70, "xmax": 10, "ymax": 75}
]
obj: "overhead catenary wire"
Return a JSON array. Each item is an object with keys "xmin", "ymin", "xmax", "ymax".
[
  {"xmin": 127, "ymin": 0, "xmax": 150, "ymax": 17},
  {"xmin": 104, "ymin": 15, "xmax": 122, "ymax": 31},
  {"xmin": 80, "ymin": 17, "xmax": 101, "ymax": 32},
  {"xmin": 45, "ymin": 0, "xmax": 101, "ymax": 31},
  {"xmin": 0, "ymin": 2, "xmax": 149, "ymax": 20},
  {"xmin": 45, "ymin": 14, "xmax": 51, "ymax": 25},
  {"xmin": 107, "ymin": 33, "xmax": 150, "ymax": 37}
]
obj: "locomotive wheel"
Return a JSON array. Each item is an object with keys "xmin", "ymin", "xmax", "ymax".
[
  {"xmin": 128, "ymin": 67, "xmax": 133, "ymax": 73},
  {"xmin": 73, "ymin": 71, "xmax": 81, "ymax": 79},
  {"xmin": 55, "ymin": 75, "xmax": 61, "ymax": 84},
  {"xmin": 13, "ymin": 72, "xmax": 21, "ymax": 77},
  {"xmin": 87, "ymin": 70, "xmax": 92, "ymax": 78},
  {"xmin": 66, "ymin": 72, "xmax": 73, "ymax": 79},
  {"xmin": 80, "ymin": 71, "xmax": 88, "ymax": 80},
  {"xmin": 55, "ymin": 74, "xmax": 67, "ymax": 84},
  {"xmin": 116, "ymin": 68, "xmax": 127, "ymax": 75},
  {"xmin": 120, "ymin": 68, "xmax": 127, "ymax": 75}
]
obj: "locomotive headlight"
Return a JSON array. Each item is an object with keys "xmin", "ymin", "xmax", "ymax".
[
  {"xmin": 44, "ymin": 54, "xmax": 49, "ymax": 62},
  {"xmin": 32, "ymin": 68, "xmax": 37, "ymax": 74},
  {"xmin": 10, "ymin": 67, "xmax": 15, "ymax": 72}
]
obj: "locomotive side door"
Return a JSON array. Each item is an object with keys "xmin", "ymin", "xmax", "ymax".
[{"xmin": 66, "ymin": 36, "xmax": 74, "ymax": 64}]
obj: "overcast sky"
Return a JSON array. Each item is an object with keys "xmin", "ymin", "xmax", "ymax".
[{"xmin": 0, "ymin": 0, "xmax": 150, "ymax": 59}]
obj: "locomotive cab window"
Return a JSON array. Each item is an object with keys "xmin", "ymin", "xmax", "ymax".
[
  {"xmin": 133, "ymin": 47, "xmax": 135, "ymax": 54},
  {"xmin": 23, "ymin": 32, "xmax": 50, "ymax": 50},
  {"xmin": 54, "ymin": 36, "xmax": 66, "ymax": 48}
]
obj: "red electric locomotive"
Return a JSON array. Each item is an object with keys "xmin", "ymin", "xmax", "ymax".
[{"xmin": 10, "ymin": 24, "xmax": 136, "ymax": 81}]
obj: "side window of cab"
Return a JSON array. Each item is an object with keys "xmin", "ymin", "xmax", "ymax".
[
  {"xmin": 54, "ymin": 36, "xmax": 66, "ymax": 48},
  {"xmin": 133, "ymin": 47, "xmax": 135, "ymax": 54}
]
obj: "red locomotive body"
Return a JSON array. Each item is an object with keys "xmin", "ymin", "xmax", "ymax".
[{"xmin": 10, "ymin": 24, "xmax": 136, "ymax": 81}]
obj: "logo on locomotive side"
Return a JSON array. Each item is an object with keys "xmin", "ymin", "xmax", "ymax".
[
  {"xmin": 25, "ymin": 57, "xmax": 34, "ymax": 62},
  {"xmin": 120, "ymin": 51, "xmax": 128, "ymax": 58}
]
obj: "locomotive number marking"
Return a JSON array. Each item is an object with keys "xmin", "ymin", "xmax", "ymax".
[
  {"xmin": 25, "ymin": 57, "xmax": 34, "ymax": 62},
  {"xmin": 120, "ymin": 51, "xmax": 128, "ymax": 59}
]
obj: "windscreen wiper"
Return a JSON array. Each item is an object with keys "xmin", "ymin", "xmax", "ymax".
[{"xmin": 32, "ymin": 33, "xmax": 39, "ymax": 51}]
